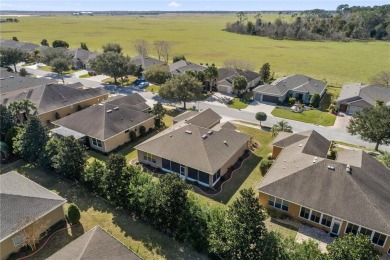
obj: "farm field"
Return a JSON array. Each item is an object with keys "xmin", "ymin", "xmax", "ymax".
[{"xmin": 1, "ymin": 13, "xmax": 389, "ymax": 86}]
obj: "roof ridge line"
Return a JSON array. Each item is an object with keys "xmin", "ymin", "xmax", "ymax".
[
  {"xmin": 77, "ymin": 226, "xmax": 96, "ymax": 259},
  {"xmin": 197, "ymin": 127, "xmax": 214, "ymax": 173}
]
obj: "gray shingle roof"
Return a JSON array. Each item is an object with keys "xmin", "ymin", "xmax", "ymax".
[
  {"xmin": 258, "ymin": 131, "xmax": 390, "ymax": 235},
  {"xmin": 336, "ymin": 83, "xmax": 366, "ymax": 102},
  {"xmin": 337, "ymin": 84, "xmax": 390, "ymax": 107},
  {"xmin": 135, "ymin": 122, "xmax": 250, "ymax": 174},
  {"xmin": 105, "ymin": 93, "xmax": 150, "ymax": 111},
  {"xmin": 0, "ymin": 171, "xmax": 66, "ymax": 241},
  {"xmin": 53, "ymin": 96, "xmax": 154, "ymax": 140},
  {"xmin": 172, "ymin": 110, "xmax": 199, "ymax": 123},
  {"xmin": 67, "ymin": 48, "xmax": 98, "ymax": 62},
  {"xmin": 130, "ymin": 55, "xmax": 166, "ymax": 69},
  {"xmin": 186, "ymin": 108, "xmax": 222, "ymax": 129},
  {"xmin": 217, "ymin": 67, "xmax": 260, "ymax": 85},
  {"xmin": 212, "ymin": 121, "xmax": 237, "ymax": 131},
  {"xmin": 47, "ymin": 226, "xmax": 141, "ymax": 260},
  {"xmin": 0, "ymin": 69, "xmax": 55, "ymax": 94},
  {"xmin": 1, "ymin": 83, "xmax": 108, "ymax": 115},
  {"xmin": 169, "ymin": 60, "xmax": 206, "ymax": 75},
  {"xmin": 253, "ymin": 74, "xmax": 327, "ymax": 97}
]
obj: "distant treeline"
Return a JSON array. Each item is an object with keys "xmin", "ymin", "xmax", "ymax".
[{"xmin": 226, "ymin": 5, "xmax": 390, "ymax": 41}]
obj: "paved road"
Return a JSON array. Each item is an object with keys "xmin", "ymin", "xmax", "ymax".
[{"xmin": 20, "ymin": 65, "xmax": 389, "ymax": 152}]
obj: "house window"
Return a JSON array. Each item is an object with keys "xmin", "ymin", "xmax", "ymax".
[
  {"xmin": 188, "ymin": 167, "xmax": 198, "ymax": 180},
  {"xmin": 162, "ymin": 158, "xmax": 171, "ymax": 170},
  {"xmin": 345, "ymin": 223, "xmax": 359, "ymax": 235},
  {"xmin": 300, "ymin": 207, "xmax": 310, "ymax": 219},
  {"xmin": 198, "ymin": 171, "xmax": 209, "ymax": 185},
  {"xmin": 268, "ymin": 196, "xmax": 289, "ymax": 212},
  {"xmin": 359, "ymin": 227, "xmax": 372, "ymax": 237},
  {"xmin": 213, "ymin": 169, "xmax": 221, "ymax": 183},
  {"xmin": 387, "ymin": 246, "xmax": 390, "ymax": 255},
  {"xmin": 372, "ymin": 232, "xmax": 386, "ymax": 247},
  {"xmin": 12, "ymin": 231, "xmax": 26, "ymax": 247},
  {"xmin": 310, "ymin": 210, "xmax": 321, "ymax": 223},
  {"xmin": 171, "ymin": 161, "xmax": 180, "ymax": 173},
  {"xmin": 91, "ymin": 138, "xmax": 102, "ymax": 148},
  {"xmin": 143, "ymin": 152, "xmax": 156, "ymax": 163},
  {"xmin": 320, "ymin": 214, "xmax": 332, "ymax": 227}
]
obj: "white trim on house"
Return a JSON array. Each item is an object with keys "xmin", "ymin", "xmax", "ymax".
[{"xmin": 343, "ymin": 221, "xmax": 389, "ymax": 248}]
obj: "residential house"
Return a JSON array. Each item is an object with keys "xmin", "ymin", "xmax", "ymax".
[
  {"xmin": 0, "ymin": 39, "xmax": 47, "ymax": 53},
  {"xmin": 258, "ymin": 130, "xmax": 390, "ymax": 255},
  {"xmin": 66, "ymin": 48, "xmax": 98, "ymax": 70},
  {"xmin": 52, "ymin": 94, "xmax": 154, "ymax": 153},
  {"xmin": 135, "ymin": 108, "xmax": 251, "ymax": 188},
  {"xmin": 216, "ymin": 67, "xmax": 261, "ymax": 94},
  {"xmin": 253, "ymin": 74, "xmax": 327, "ymax": 104},
  {"xmin": 336, "ymin": 83, "xmax": 390, "ymax": 115},
  {"xmin": 0, "ymin": 69, "xmax": 55, "ymax": 94},
  {"xmin": 47, "ymin": 226, "xmax": 141, "ymax": 260},
  {"xmin": 1, "ymin": 82, "xmax": 108, "ymax": 124},
  {"xmin": 130, "ymin": 55, "xmax": 166, "ymax": 70},
  {"xmin": 0, "ymin": 171, "xmax": 66, "ymax": 260},
  {"xmin": 168, "ymin": 60, "xmax": 206, "ymax": 76}
]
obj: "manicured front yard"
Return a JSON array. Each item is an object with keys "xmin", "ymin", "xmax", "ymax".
[
  {"xmin": 14, "ymin": 164, "xmax": 207, "ymax": 260},
  {"xmin": 271, "ymin": 107, "xmax": 336, "ymax": 126},
  {"xmin": 145, "ymin": 84, "xmax": 160, "ymax": 93},
  {"xmin": 39, "ymin": 66, "xmax": 80, "ymax": 74},
  {"xmin": 79, "ymin": 73, "xmax": 91, "ymax": 78},
  {"xmin": 320, "ymin": 85, "xmax": 342, "ymax": 111},
  {"xmin": 227, "ymin": 97, "xmax": 249, "ymax": 109},
  {"xmin": 102, "ymin": 75, "xmax": 138, "ymax": 86}
]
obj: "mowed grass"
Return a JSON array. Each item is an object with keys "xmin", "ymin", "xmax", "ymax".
[
  {"xmin": 226, "ymin": 97, "xmax": 249, "ymax": 109},
  {"xmin": 271, "ymin": 107, "xmax": 336, "ymax": 126},
  {"xmin": 15, "ymin": 164, "xmax": 207, "ymax": 260},
  {"xmin": 39, "ymin": 66, "xmax": 79, "ymax": 74},
  {"xmin": 1, "ymin": 14, "xmax": 389, "ymax": 86}
]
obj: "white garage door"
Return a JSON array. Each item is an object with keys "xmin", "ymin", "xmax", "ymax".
[
  {"xmin": 218, "ymin": 85, "xmax": 231, "ymax": 94},
  {"xmin": 347, "ymin": 105, "xmax": 363, "ymax": 115}
]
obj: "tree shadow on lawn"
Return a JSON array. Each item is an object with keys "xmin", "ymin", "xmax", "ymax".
[
  {"xmin": 210, "ymin": 153, "xmax": 262, "ymax": 205},
  {"xmin": 18, "ymin": 164, "xmax": 207, "ymax": 260}
]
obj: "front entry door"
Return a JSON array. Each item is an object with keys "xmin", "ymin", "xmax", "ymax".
[{"xmin": 330, "ymin": 219, "xmax": 342, "ymax": 237}]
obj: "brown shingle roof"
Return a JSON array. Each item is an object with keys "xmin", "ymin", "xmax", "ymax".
[
  {"xmin": 186, "ymin": 108, "xmax": 222, "ymax": 129},
  {"xmin": 47, "ymin": 226, "xmax": 141, "ymax": 260}
]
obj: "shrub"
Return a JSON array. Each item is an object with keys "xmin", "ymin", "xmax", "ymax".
[
  {"xmin": 55, "ymin": 112, "xmax": 61, "ymax": 120},
  {"xmin": 139, "ymin": 126, "xmax": 146, "ymax": 136},
  {"xmin": 267, "ymin": 153, "xmax": 273, "ymax": 160},
  {"xmin": 77, "ymin": 105, "xmax": 83, "ymax": 111},
  {"xmin": 66, "ymin": 203, "xmax": 81, "ymax": 224},
  {"xmin": 288, "ymin": 97, "xmax": 296, "ymax": 106},
  {"xmin": 310, "ymin": 94, "xmax": 321, "ymax": 107},
  {"xmin": 129, "ymin": 130, "xmax": 136, "ymax": 141},
  {"xmin": 19, "ymin": 68, "xmax": 28, "ymax": 76},
  {"xmin": 260, "ymin": 159, "xmax": 273, "ymax": 175},
  {"xmin": 148, "ymin": 127, "xmax": 153, "ymax": 133}
]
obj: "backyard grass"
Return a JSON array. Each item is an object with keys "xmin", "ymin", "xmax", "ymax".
[
  {"xmin": 13, "ymin": 164, "xmax": 207, "ymax": 260},
  {"xmin": 39, "ymin": 66, "xmax": 79, "ymax": 74},
  {"xmin": 271, "ymin": 107, "xmax": 336, "ymax": 126},
  {"xmin": 227, "ymin": 97, "xmax": 249, "ymax": 109},
  {"xmin": 2, "ymin": 14, "xmax": 388, "ymax": 86},
  {"xmin": 79, "ymin": 73, "xmax": 91, "ymax": 78},
  {"xmin": 145, "ymin": 84, "xmax": 160, "ymax": 93},
  {"xmin": 210, "ymin": 124, "xmax": 273, "ymax": 205}
]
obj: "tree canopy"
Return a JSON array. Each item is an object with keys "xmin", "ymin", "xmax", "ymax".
[
  {"xmin": 51, "ymin": 57, "xmax": 70, "ymax": 84},
  {"xmin": 143, "ymin": 66, "xmax": 171, "ymax": 84},
  {"xmin": 204, "ymin": 64, "xmax": 219, "ymax": 92},
  {"xmin": 271, "ymin": 120, "xmax": 293, "ymax": 137},
  {"xmin": 0, "ymin": 105, "xmax": 15, "ymax": 141},
  {"xmin": 159, "ymin": 73, "xmax": 203, "ymax": 109},
  {"xmin": 369, "ymin": 70, "xmax": 390, "ymax": 87},
  {"xmin": 102, "ymin": 43, "xmax": 122, "ymax": 53},
  {"xmin": 40, "ymin": 47, "xmax": 72, "ymax": 66},
  {"xmin": 255, "ymin": 112, "xmax": 267, "ymax": 126},
  {"xmin": 347, "ymin": 105, "xmax": 390, "ymax": 150},
  {"xmin": 0, "ymin": 47, "xmax": 28, "ymax": 72},
  {"xmin": 151, "ymin": 102, "xmax": 167, "ymax": 127},
  {"xmin": 133, "ymin": 39, "xmax": 150, "ymax": 56},
  {"xmin": 259, "ymin": 62, "xmax": 271, "ymax": 83},
  {"xmin": 233, "ymin": 75, "xmax": 248, "ymax": 94},
  {"xmin": 52, "ymin": 40, "xmax": 69, "ymax": 48}
]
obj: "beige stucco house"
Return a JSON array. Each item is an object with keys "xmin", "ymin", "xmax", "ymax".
[
  {"xmin": 0, "ymin": 171, "xmax": 66, "ymax": 260},
  {"xmin": 258, "ymin": 130, "xmax": 390, "ymax": 255},
  {"xmin": 52, "ymin": 94, "xmax": 154, "ymax": 153}
]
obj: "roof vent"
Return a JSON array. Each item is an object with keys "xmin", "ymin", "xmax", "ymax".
[
  {"xmin": 346, "ymin": 164, "xmax": 352, "ymax": 173},
  {"xmin": 327, "ymin": 165, "xmax": 335, "ymax": 171},
  {"xmin": 9, "ymin": 76, "xmax": 14, "ymax": 78},
  {"xmin": 224, "ymin": 140, "xmax": 227, "ymax": 145},
  {"xmin": 113, "ymin": 107, "xmax": 119, "ymax": 110},
  {"xmin": 299, "ymin": 144, "xmax": 302, "ymax": 147},
  {"xmin": 0, "ymin": 77, "xmax": 5, "ymax": 80},
  {"xmin": 170, "ymin": 135, "xmax": 172, "ymax": 137},
  {"xmin": 202, "ymin": 134, "xmax": 207, "ymax": 139},
  {"xmin": 46, "ymin": 83, "xmax": 52, "ymax": 86},
  {"xmin": 208, "ymin": 130, "xmax": 213, "ymax": 135},
  {"xmin": 98, "ymin": 103, "xmax": 103, "ymax": 107},
  {"xmin": 107, "ymin": 109, "xmax": 112, "ymax": 113},
  {"xmin": 313, "ymin": 157, "xmax": 317, "ymax": 163},
  {"xmin": 185, "ymin": 130, "xmax": 192, "ymax": 134}
]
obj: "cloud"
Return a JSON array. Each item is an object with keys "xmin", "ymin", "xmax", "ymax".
[{"xmin": 168, "ymin": 1, "xmax": 181, "ymax": 8}]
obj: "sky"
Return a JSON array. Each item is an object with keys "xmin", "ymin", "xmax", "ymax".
[{"xmin": 0, "ymin": 0, "xmax": 387, "ymax": 12}]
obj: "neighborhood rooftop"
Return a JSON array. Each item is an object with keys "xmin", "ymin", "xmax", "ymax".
[
  {"xmin": 169, "ymin": 60, "xmax": 206, "ymax": 75},
  {"xmin": 173, "ymin": 108, "xmax": 222, "ymax": 129},
  {"xmin": 0, "ymin": 171, "xmax": 66, "ymax": 242},
  {"xmin": 0, "ymin": 69, "xmax": 55, "ymax": 94},
  {"xmin": 47, "ymin": 226, "xmax": 141, "ymax": 260},
  {"xmin": 104, "ymin": 93, "xmax": 150, "ymax": 111},
  {"xmin": 130, "ymin": 54, "xmax": 166, "ymax": 69},
  {"xmin": 258, "ymin": 130, "xmax": 390, "ymax": 236},
  {"xmin": 337, "ymin": 84, "xmax": 390, "ymax": 106}
]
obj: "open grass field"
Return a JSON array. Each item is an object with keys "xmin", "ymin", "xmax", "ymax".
[
  {"xmin": 1, "ymin": 14, "xmax": 388, "ymax": 86},
  {"xmin": 271, "ymin": 107, "xmax": 336, "ymax": 126}
]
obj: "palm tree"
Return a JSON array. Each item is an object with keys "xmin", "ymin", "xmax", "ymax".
[
  {"xmin": 375, "ymin": 100, "xmax": 384, "ymax": 108},
  {"xmin": 271, "ymin": 120, "xmax": 293, "ymax": 137},
  {"xmin": 8, "ymin": 101, "xmax": 23, "ymax": 124},
  {"xmin": 204, "ymin": 65, "xmax": 218, "ymax": 92},
  {"xmin": 20, "ymin": 99, "xmax": 37, "ymax": 122}
]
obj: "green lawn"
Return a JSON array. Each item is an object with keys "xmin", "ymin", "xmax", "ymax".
[
  {"xmin": 271, "ymin": 107, "xmax": 336, "ymax": 126},
  {"xmin": 227, "ymin": 97, "xmax": 249, "ymax": 109},
  {"xmin": 39, "ymin": 66, "xmax": 79, "ymax": 74},
  {"xmin": 13, "ymin": 164, "xmax": 207, "ymax": 260},
  {"xmin": 210, "ymin": 124, "xmax": 273, "ymax": 205},
  {"xmin": 320, "ymin": 85, "xmax": 342, "ymax": 110},
  {"xmin": 145, "ymin": 84, "xmax": 160, "ymax": 93},
  {"xmin": 102, "ymin": 77, "xmax": 134, "ymax": 86},
  {"xmin": 2, "ymin": 14, "xmax": 388, "ymax": 86},
  {"xmin": 79, "ymin": 73, "xmax": 91, "ymax": 78}
]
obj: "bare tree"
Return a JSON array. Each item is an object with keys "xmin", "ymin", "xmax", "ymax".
[
  {"xmin": 223, "ymin": 59, "xmax": 255, "ymax": 71},
  {"xmin": 18, "ymin": 217, "xmax": 49, "ymax": 251},
  {"xmin": 369, "ymin": 71, "xmax": 390, "ymax": 87},
  {"xmin": 133, "ymin": 39, "xmax": 150, "ymax": 56},
  {"xmin": 154, "ymin": 40, "xmax": 172, "ymax": 63}
]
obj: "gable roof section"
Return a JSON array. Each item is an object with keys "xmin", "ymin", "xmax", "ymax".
[
  {"xmin": 186, "ymin": 108, "xmax": 222, "ymax": 129},
  {"xmin": 0, "ymin": 171, "xmax": 66, "ymax": 241},
  {"xmin": 47, "ymin": 226, "xmax": 141, "ymax": 260},
  {"xmin": 253, "ymin": 74, "xmax": 327, "ymax": 97},
  {"xmin": 359, "ymin": 85, "xmax": 390, "ymax": 106},
  {"xmin": 130, "ymin": 55, "xmax": 166, "ymax": 69},
  {"xmin": 258, "ymin": 131, "xmax": 390, "ymax": 235},
  {"xmin": 53, "ymin": 102, "xmax": 154, "ymax": 140},
  {"xmin": 169, "ymin": 60, "xmax": 206, "ymax": 75},
  {"xmin": 0, "ymin": 69, "xmax": 55, "ymax": 94},
  {"xmin": 217, "ymin": 67, "xmax": 261, "ymax": 85},
  {"xmin": 67, "ymin": 48, "xmax": 98, "ymax": 62},
  {"xmin": 172, "ymin": 110, "xmax": 199, "ymax": 123},
  {"xmin": 212, "ymin": 121, "xmax": 237, "ymax": 131},
  {"xmin": 1, "ymin": 83, "xmax": 108, "ymax": 115},
  {"xmin": 105, "ymin": 93, "xmax": 150, "ymax": 111},
  {"xmin": 336, "ymin": 83, "xmax": 366, "ymax": 102},
  {"xmin": 135, "ymin": 123, "xmax": 250, "ymax": 174}
]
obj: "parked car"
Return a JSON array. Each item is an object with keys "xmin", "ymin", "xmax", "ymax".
[
  {"xmin": 133, "ymin": 77, "xmax": 146, "ymax": 86},
  {"xmin": 138, "ymin": 82, "xmax": 150, "ymax": 88}
]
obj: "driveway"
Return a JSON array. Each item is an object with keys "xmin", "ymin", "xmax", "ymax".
[
  {"xmin": 295, "ymin": 224, "xmax": 334, "ymax": 253},
  {"xmin": 331, "ymin": 113, "xmax": 352, "ymax": 131},
  {"xmin": 242, "ymin": 100, "xmax": 275, "ymax": 114}
]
